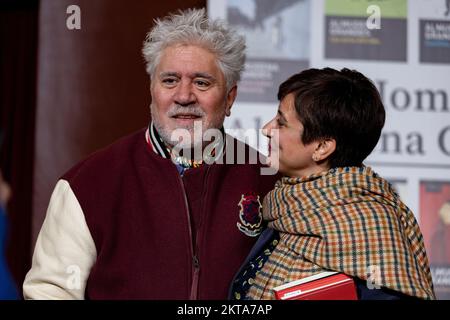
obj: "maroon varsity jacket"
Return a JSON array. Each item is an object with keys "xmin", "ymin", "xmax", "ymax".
[{"xmin": 61, "ymin": 128, "xmax": 278, "ymax": 299}]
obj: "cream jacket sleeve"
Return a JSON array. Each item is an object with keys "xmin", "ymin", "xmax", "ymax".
[{"xmin": 23, "ymin": 180, "xmax": 97, "ymax": 300}]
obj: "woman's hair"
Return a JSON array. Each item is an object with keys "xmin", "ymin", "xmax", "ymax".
[
  {"xmin": 278, "ymin": 67, "xmax": 386, "ymax": 168},
  {"xmin": 142, "ymin": 8, "xmax": 246, "ymax": 91}
]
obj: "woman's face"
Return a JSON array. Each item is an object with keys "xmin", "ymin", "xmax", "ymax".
[{"xmin": 263, "ymin": 93, "xmax": 322, "ymax": 178}]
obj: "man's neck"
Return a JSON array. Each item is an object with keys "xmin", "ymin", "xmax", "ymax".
[{"xmin": 147, "ymin": 121, "xmax": 226, "ymax": 168}]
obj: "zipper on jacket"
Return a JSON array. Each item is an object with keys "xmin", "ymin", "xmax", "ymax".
[
  {"xmin": 190, "ymin": 165, "xmax": 212, "ymax": 299},
  {"xmin": 177, "ymin": 174, "xmax": 199, "ymax": 300},
  {"xmin": 190, "ymin": 255, "xmax": 200, "ymax": 299}
]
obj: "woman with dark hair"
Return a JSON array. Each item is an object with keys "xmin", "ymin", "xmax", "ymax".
[{"xmin": 231, "ymin": 68, "xmax": 435, "ymax": 300}]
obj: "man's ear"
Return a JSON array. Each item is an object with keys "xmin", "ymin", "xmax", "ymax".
[
  {"xmin": 313, "ymin": 138, "xmax": 336, "ymax": 162},
  {"xmin": 225, "ymin": 85, "xmax": 238, "ymax": 117},
  {"xmin": 149, "ymin": 78, "xmax": 154, "ymax": 96}
]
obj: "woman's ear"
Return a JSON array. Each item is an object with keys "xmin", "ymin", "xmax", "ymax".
[{"xmin": 312, "ymin": 139, "xmax": 336, "ymax": 162}]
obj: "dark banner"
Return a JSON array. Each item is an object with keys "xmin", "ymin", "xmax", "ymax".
[{"xmin": 420, "ymin": 20, "xmax": 450, "ymax": 64}]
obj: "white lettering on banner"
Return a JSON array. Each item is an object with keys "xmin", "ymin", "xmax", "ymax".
[
  {"xmin": 376, "ymin": 80, "xmax": 449, "ymax": 113},
  {"xmin": 329, "ymin": 19, "xmax": 371, "ymax": 37},
  {"xmin": 439, "ymin": 126, "xmax": 450, "ymax": 156},
  {"xmin": 366, "ymin": 5, "xmax": 381, "ymax": 30},
  {"xmin": 377, "ymin": 131, "xmax": 424, "ymax": 155},
  {"xmin": 425, "ymin": 22, "xmax": 450, "ymax": 41},
  {"xmin": 66, "ymin": 5, "xmax": 81, "ymax": 30},
  {"xmin": 243, "ymin": 62, "xmax": 280, "ymax": 80}
]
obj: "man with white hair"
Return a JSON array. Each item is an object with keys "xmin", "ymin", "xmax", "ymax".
[{"xmin": 23, "ymin": 8, "xmax": 278, "ymax": 299}]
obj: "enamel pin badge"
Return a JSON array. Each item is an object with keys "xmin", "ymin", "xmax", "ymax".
[{"xmin": 237, "ymin": 192, "xmax": 263, "ymax": 237}]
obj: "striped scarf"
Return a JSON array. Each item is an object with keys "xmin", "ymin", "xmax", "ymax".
[{"xmin": 247, "ymin": 166, "xmax": 435, "ymax": 300}]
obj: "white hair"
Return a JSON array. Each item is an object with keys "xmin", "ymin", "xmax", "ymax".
[{"xmin": 142, "ymin": 8, "xmax": 246, "ymax": 91}]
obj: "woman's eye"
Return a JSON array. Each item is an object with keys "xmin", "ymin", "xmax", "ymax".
[{"xmin": 277, "ymin": 119, "xmax": 285, "ymax": 127}]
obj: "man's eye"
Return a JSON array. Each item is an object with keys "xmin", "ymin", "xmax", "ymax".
[
  {"xmin": 195, "ymin": 80, "xmax": 210, "ymax": 88},
  {"xmin": 162, "ymin": 78, "xmax": 177, "ymax": 86}
]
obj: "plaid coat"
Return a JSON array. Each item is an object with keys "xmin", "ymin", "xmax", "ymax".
[{"xmin": 247, "ymin": 166, "xmax": 435, "ymax": 300}]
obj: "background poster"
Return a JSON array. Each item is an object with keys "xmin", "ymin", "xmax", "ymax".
[
  {"xmin": 420, "ymin": 181, "xmax": 450, "ymax": 299},
  {"xmin": 213, "ymin": 0, "xmax": 310, "ymax": 103},
  {"xmin": 325, "ymin": 0, "xmax": 407, "ymax": 61},
  {"xmin": 388, "ymin": 179, "xmax": 409, "ymax": 201},
  {"xmin": 210, "ymin": 0, "xmax": 450, "ymax": 298},
  {"xmin": 419, "ymin": 0, "xmax": 450, "ymax": 63}
]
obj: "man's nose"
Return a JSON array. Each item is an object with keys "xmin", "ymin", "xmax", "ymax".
[{"xmin": 174, "ymin": 81, "xmax": 196, "ymax": 106}]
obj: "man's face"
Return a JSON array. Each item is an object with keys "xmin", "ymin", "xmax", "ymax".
[{"xmin": 150, "ymin": 44, "xmax": 236, "ymax": 149}]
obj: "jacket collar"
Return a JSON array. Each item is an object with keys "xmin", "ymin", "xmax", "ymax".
[{"xmin": 145, "ymin": 121, "xmax": 226, "ymax": 168}]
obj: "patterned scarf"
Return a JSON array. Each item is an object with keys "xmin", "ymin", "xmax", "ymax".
[{"xmin": 247, "ymin": 166, "xmax": 435, "ymax": 300}]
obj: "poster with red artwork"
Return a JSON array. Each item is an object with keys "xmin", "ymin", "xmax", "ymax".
[{"xmin": 420, "ymin": 180, "xmax": 450, "ymax": 300}]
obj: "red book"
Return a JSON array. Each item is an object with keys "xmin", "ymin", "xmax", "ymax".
[{"xmin": 273, "ymin": 271, "xmax": 358, "ymax": 300}]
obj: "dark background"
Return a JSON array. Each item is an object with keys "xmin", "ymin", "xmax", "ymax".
[{"xmin": 0, "ymin": 0, "xmax": 206, "ymax": 297}]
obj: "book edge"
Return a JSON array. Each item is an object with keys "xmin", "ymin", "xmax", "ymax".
[
  {"xmin": 278, "ymin": 278, "xmax": 355, "ymax": 300},
  {"xmin": 273, "ymin": 271, "xmax": 339, "ymax": 292}
]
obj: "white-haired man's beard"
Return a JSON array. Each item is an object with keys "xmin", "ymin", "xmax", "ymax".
[{"xmin": 151, "ymin": 103, "xmax": 226, "ymax": 151}]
